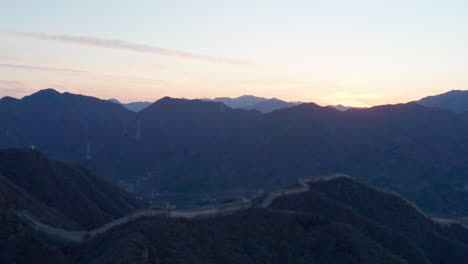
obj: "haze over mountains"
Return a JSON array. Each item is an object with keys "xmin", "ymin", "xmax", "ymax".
[
  {"xmin": 416, "ymin": 90, "xmax": 468, "ymax": 113},
  {"xmin": 0, "ymin": 89, "xmax": 467, "ymax": 217},
  {"xmin": 108, "ymin": 98, "xmax": 152, "ymax": 112},
  {"xmin": 203, "ymin": 95, "xmax": 301, "ymax": 113},
  {"xmin": 108, "ymin": 90, "xmax": 468, "ymax": 114},
  {"xmin": 111, "ymin": 95, "xmax": 302, "ymax": 113}
]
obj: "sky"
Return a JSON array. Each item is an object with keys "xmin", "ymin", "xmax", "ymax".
[{"xmin": 0, "ymin": 0, "xmax": 467, "ymax": 106}]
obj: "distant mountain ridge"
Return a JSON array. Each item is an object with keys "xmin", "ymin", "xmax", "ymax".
[
  {"xmin": 327, "ymin": 104, "xmax": 356, "ymax": 111},
  {"xmin": 209, "ymin": 95, "xmax": 267, "ymax": 108},
  {"xmin": 108, "ymin": 99, "xmax": 152, "ymax": 112},
  {"xmin": 415, "ymin": 90, "xmax": 468, "ymax": 113},
  {"xmin": 1, "ymin": 89, "xmax": 467, "ymax": 217},
  {"xmin": 108, "ymin": 88, "xmax": 468, "ymax": 114},
  {"xmin": 109, "ymin": 94, "xmax": 361, "ymax": 113},
  {"xmin": 202, "ymin": 95, "xmax": 301, "ymax": 113}
]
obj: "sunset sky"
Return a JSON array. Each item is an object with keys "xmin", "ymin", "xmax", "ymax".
[{"xmin": 1, "ymin": 0, "xmax": 467, "ymax": 106}]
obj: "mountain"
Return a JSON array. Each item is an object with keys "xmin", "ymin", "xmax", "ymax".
[
  {"xmin": 243, "ymin": 98, "xmax": 299, "ymax": 113},
  {"xmin": 0, "ymin": 149, "xmax": 144, "ymax": 264},
  {"xmin": 209, "ymin": 95, "xmax": 269, "ymax": 108},
  {"xmin": 122, "ymin": 101, "xmax": 152, "ymax": 112},
  {"xmin": 0, "ymin": 175, "xmax": 75, "ymax": 264},
  {"xmin": 112, "ymin": 94, "xmax": 301, "ymax": 113},
  {"xmin": 1, "ymin": 89, "xmax": 467, "ymax": 217},
  {"xmin": 269, "ymin": 176, "xmax": 468, "ymax": 264},
  {"xmin": 0, "ymin": 173, "xmax": 81, "ymax": 229},
  {"xmin": 416, "ymin": 90, "xmax": 468, "ymax": 113},
  {"xmin": 205, "ymin": 95, "xmax": 302, "ymax": 112},
  {"xmin": 327, "ymin": 104, "xmax": 355, "ymax": 111},
  {"xmin": 0, "ymin": 149, "xmax": 143, "ymax": 228},
  {"xmin": 108, "ymin": 98, "xmax": 152, "ymax": 112},
  {"xmin": 6, "ymin": 175, "xmax": 465, "ymax": 264},
  {"xmin": 76, "ymin": 210, "xmax": 407, "ymax": 264},
  {"xmin": 0, "ymin": 89, "xmax": 134, "ymax": 164},
  {"xmin": 129, "ymin": 99, "xmax": 467, "ymax": 216},
  {"xmin": 107, "ymin": 98, "xmax": 121, "ymax": 104}
]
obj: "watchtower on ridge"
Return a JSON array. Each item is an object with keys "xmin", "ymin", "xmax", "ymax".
[{"xmin": 149, "ymin": 201, "xmax": 170, "ymax": 212}]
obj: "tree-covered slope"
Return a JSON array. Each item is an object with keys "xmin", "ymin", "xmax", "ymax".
[
  {"xmin": 270, "ymin": 177, "xmax": 468, "ymax": 264},
  {"xmin": 0, "ymin": 149, "xmax": 143, "ymax": 228}
]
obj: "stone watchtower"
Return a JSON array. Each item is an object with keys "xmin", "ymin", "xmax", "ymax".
[{"xmin": 149, "ymin": 201, "xmax": 170, "ymax": 211}]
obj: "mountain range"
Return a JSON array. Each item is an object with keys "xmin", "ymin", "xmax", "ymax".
[
  {"xmin": 203, "ymin": 95, "xmax": 301, "ymax": 113},
  {"xmin": 416, "ymin": 90, "xmax": 468, "ymax": 113},
  {"xmin": 112, "ymin": 95, "xmax": 302, "ymax": 113},
  {"xmin": 0, "ymin": 89, "xmax": 467, "ymax": 218},
  {"xmin": 110, "ymin": 90, "xmax": 468, "ymax": 114},
  {"xmin": 108, "ymin": 98, "xmax": 152, "ymax": 112},
  {"xmin": 0, "ymin": 149, "xmax": 466, "ymax": 263}
]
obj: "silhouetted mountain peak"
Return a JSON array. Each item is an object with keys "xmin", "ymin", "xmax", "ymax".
[
  {"xmin": 237, "ymin": 95, "xmax": 260, "ymax": 99},
  {"xmin": 0, "ymin": 96, "xmax": 19, "ymax": 103},
  {"xmin": 122, "ymin": 101, "xmax": 151, "ymax": 112},
  {"xmin": 416, "ymin": 89, "xmax": 468, "ymax": 113},
  {"xmin": 108, "ymin": 98, "xmax": 122, "ymax": 104},
  {"xmin": 243, "ymin": 98, "xmax": 300, "ymax": 113},
  {"xmin": 211, "ymin": 95, "xmax": 267, "ymax": 108},
  {"xmin": 327, "ymin": 104, "xmax": 357, "ymax": 111},
  {"xmin": 16, "ymin": 89, "xmax": 130, "ymax": 112},
  {"xmin": 155, "ymin": 96, "xmax": 177, "ymax": 103},
  {"xmin": 142, "ymin": 97, "xmax": 231, "ymax": 115},
  {"xmin": 19, "ymin": 89, "xmax": 67, "ymax": 106},
  {"xmin": 25, "ymin": 88, "xmax": 61, "ymax": 98},
  {"xmin": 288, "ymin": 102, "xmax": 337, "ymax": 113}
]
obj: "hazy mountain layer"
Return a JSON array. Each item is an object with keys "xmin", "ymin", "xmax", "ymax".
[
  {"xmin": 1, "ymin": 89, "xmax": 467, "ymax": 216},
  {"xmin": 416, "ymin": 90, "xmax": 468, "ymax": 113}
]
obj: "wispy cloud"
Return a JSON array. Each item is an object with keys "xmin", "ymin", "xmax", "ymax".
[
  {"xmin": 0, "ymin": 63, "xmax": 86, "ymax": 73},
  {"xmin": 0, "ymin": 63, "xmax": 166, "ymax": 85},
  {"xmin": 0, "ymin": 80, "xmax": 24, "ymax": 86},
  {"xmin": 0, "ymin": 55, "xmax": 23, "ymax": 62},
  {"xmin": 4, "ymin": 31, "xmax": 254, "ymax": 67}
]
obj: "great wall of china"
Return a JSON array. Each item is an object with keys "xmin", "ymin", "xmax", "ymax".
[
  {"xmin": 19, "ymin": 173, "xmax": 465, "ymax": 243},
  {"xmin": 17, "ymin": 174, "xmax": 350, "ymax": 243}
]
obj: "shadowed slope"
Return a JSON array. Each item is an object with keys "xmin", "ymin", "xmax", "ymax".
[
  {"xmin": 76, "ymin": 209, "xmax": 407, "ymax": 264},
  {"xmin": 270, "ymin": 177, "xmax": 468, "ymax": 264},
  {"xmin": 416, "ymin": 90, "xmax": 468, "ymax": 113},
  {"xmin": 0, "ymin": 149, "xmax": 143, "ymax": 228},
  {"xmin": 0, "ymin": 89, "xmax": 133, "ymax": 162}
]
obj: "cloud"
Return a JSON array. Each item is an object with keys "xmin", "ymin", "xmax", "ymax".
[
  {"xmin": 0, "ymin": 55, "xmax": 23, "ymax": 62},
  {"xmin": 0, "ymin": 63, "xmax": 86, "ymax": 73},
  {"xmin": 0, "ymin": 63, "xmax": 165, "ymax": 85},
  {"xmin": 0, "ymin": 80, "xmax": 24, "ymax": 86},
  {"xmin": 4, "ymin": 31, "xmax": 254, "ymax": 67}
]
